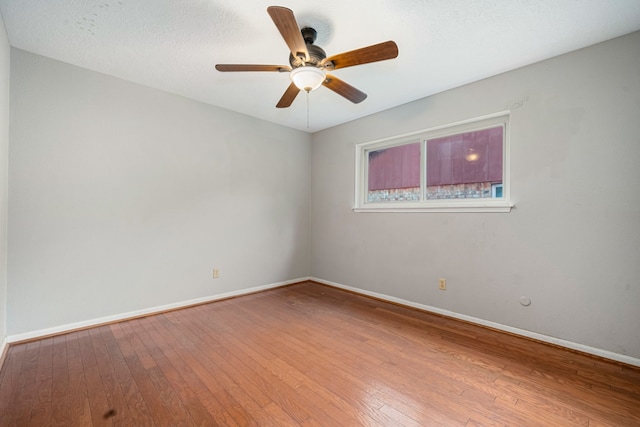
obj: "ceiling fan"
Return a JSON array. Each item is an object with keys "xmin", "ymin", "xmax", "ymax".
[{"xmin": 215, "ymin": 6, "xmax": 399, "ymax": 108}]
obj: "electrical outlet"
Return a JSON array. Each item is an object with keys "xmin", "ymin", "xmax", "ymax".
[
  {"xmin": 439, "ymin": 278, "xmax": 446, "ymax": 290},
  {"xmin": 213, "ymin": 268, "xmax": 220, "ymax": 279}
]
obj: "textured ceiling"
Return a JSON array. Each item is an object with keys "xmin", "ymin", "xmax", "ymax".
[{"xmin": 1, "ymin": 0, "xmax": 639, "ymax": 133}]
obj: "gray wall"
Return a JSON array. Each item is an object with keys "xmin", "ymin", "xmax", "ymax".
[
  {"xmin": 8, "ymin": 49, "xmax": 311, "ymax": 335},
  {"xmin": 0, "ymin": 14, "xmax": 8, "ymax": 347},
  {"xmin": 311, "ymin": 31, "xmax": 640, "ymax": 359}
]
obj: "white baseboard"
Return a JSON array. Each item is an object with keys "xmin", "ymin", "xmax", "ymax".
[
  {"xmin": 6, "ymin": 277, "xmax": 310, "ymax": 344},
  {"xmin": 311, "ymin": 277, "xmax": 640, "ymax": 368},
  {"xmin": 0, "ymin": 336, "xmax": 8, "ymax": 369}
]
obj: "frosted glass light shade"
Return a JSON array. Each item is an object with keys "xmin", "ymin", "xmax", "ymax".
[{"xmin": 290, "ymin": 66, "xmax": 326, "ymax": 92}]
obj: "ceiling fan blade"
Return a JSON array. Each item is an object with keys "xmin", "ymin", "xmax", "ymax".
[
  {"xmin": 323, "ymin": 41, "xmax": 398, "ymax": 70},
  {"xmin": 276, "ymin": 82, "xmax": 300, "ymax": 108},
  {"xmin": 323, "ymin": 74, "xmax": 367, "ymax": 104},
  {"xmin": 215, "ymin": 64, "xmax": 290, "ymax": 72},
  {"xmin": 267, "ymin": 6, "xmax": 309, "ymax": 62}
]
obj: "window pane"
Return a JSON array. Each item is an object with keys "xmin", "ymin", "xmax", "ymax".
[
  {"xmin": 426, "ymin": 126, "xmax": 503, "ymax": 199},
  {"xmin": 368, "ymin": 142, "xmax": 420, "ymax": 202}
]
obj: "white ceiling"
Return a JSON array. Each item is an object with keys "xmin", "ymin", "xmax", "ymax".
[{"xmin": 1, "ymin": 0, "xmax": 639, "ymax": 133}]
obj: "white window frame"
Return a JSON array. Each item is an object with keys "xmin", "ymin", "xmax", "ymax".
[{"xmin": 354, "ymin": 111, "xmax": 513, "ymax": 213}]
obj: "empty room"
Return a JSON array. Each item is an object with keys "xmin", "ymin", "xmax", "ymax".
[{"xmin": 0, "ymin": 1, "xmax": 639, "ymax": 425}]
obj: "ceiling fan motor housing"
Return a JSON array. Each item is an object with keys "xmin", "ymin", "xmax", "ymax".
[{"xmin": 289, "ymin": 27, "xmax": 326, "ymax": 68}]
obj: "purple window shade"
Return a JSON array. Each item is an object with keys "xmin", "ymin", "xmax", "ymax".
[
  {"xmin": 368, "ymin": 142, "xmax": 421, "ymax": 191},
  {"xmin": 427, "ymin": 126, "xmax": 503, "ymax": 186}
]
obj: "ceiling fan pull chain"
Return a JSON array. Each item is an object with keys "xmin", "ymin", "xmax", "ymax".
[{"xmin": 306, "ymin": 91, "xmax": 310, "ymax": 129}]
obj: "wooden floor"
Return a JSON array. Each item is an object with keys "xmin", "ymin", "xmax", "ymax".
[{"xmin": 1, "ymin": 282, "xmax": 639, "ymax": 426}]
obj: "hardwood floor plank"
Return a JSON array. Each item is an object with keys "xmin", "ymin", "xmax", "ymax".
[
  {"xmin": 78, "ymin": 329, "xmax": 114, "ymax": 426},
  {"xmin": 514, "ymin": 397, "xmax": 589, "ymax": 426},
  {"xmin": 1, "ymin": 281, "xmax": 639, "ymax": 425},
  {"xmin": 100, "ymin": 324, "xmax": 155, "ymax": 425},
  {"xmin": 64, "ymin": 334, "xmax": 93, "ymax": 425},
  {"xmin": 378, "ymin": 403, "xmax": 439, "ymax": 427},
  {"xmin": 8, "ymin": 341, "xmax": 40, "ymax": 426},
  {"xmin": 50, "ymin": 335, "xmax": 72, "ymax": 426},
  {"xmin": 28, "ymin": 337, "xmax": 54, "ymax": 426},
  {"xmin": 116, "ymin": 321, "xmax": 196, "ymax": 426},
  {"xmin": 88, "ymin": 326, "xmax": 147, "ymax": 426},
  {"xmin": 0, "ymin": 345, "xmax": 27, "ymax": 427}
]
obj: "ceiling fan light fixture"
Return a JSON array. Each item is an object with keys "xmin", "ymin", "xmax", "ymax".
[{"xmin": 290, "ymin": 66, "xmax": 326, "ymax": 92}]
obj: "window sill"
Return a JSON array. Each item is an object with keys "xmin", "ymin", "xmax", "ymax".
[{"xmin": 353, "ymin": 201, "xmax": 513, "ymax": 213}]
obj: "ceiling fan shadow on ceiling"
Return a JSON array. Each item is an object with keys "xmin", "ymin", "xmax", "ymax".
[{"xmin": 215, "ymin": 6, "xmax": 399, "ymax": 108}]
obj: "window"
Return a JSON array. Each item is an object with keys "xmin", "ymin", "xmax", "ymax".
[
  {"xmin": 367, "ymin": 142, "xmax": 421, "ymax": 202},
  {"xmin": 355, "ymin": 112, "xmax": 512, "ymax": 212}
]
